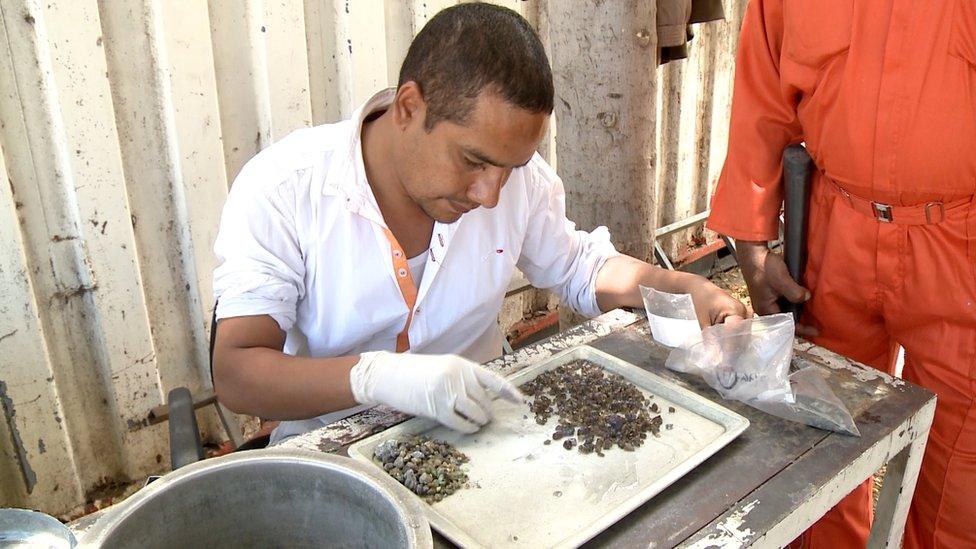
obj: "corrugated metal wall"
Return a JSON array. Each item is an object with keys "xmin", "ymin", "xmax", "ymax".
[{"xmin": 0, "ymin": 0, "xmax": 746, "ymax": 516}]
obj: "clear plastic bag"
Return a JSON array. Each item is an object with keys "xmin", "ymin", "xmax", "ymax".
[
  {"xmin": 748, "ymin": 366, "xmax": 861, "ymax": 436},
  {"xmin": 665, "ymin": 313, "xmax": 860, "ymax": 436},
  {"xmin": 639, "ymin": 285, "xmax": 700, "ymax": 347},
  {"xmin": 666, "ymin": 313, "xmax": 795, "ymax": 403}
]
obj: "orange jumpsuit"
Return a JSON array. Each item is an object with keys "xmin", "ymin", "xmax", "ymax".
[{"xmin": 707, "ymin": 1, "xmax": 976, "ymax": 548}]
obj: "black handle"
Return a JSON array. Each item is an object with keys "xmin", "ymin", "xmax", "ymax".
[
  {"xmin": 778, "ymin": 145, "xmax": 814, "ymax": 321},
  {"xmin": 168, "ymin": 387, "xmax": 205, "ymax": 470},
  {"xmin": 209, "ymin": 302, "xmax": 218, "ymax": 385}
]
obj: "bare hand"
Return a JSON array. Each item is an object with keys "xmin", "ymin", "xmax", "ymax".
[
  {"xmin": 736, "ymin": 240, "xmax": 818, "ymax": 337},
  {"xmin": 684, "ymin": 276, "xmax": 751, "ymax": 328}
]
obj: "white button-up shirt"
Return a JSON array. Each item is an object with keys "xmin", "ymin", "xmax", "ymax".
[{"xmin": 213, "ymin": 90, "xmax": 620, "ymax": 443}]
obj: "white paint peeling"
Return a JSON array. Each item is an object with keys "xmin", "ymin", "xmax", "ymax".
[
  {"xmin": 684, "ymin": 499, "xmax": 759, "ymax": 548},
  {"xmin": 796, "ymin": 342, "xmax": 906, "ymax": 388}
]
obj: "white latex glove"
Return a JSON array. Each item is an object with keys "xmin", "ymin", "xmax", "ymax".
[{"xmin": 349, "ymin": 351, "xmax": 524, "ymax": 433}]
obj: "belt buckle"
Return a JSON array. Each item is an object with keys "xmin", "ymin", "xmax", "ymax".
[
  {"xmin": 924, "ymin": 202, "xmax": 945, "ymax": 224},
  {"xmin": 872, "ymin": 202, "xmax": 893, "ymax": 223}
]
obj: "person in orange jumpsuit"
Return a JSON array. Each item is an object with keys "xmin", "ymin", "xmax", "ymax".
[{"xmin": 707, "ymin": 0, "xmax": 976, "ymax": 547}]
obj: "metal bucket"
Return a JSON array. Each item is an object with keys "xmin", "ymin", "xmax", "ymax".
[
  {"xmin": 0, "ymin": 509, "xmax": 76, "ymax": 548},
  {"xmin": 82, "ymin": 450, "xmax": 431, "ymax": 548}
]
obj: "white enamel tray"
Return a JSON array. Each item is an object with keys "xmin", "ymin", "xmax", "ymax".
[{"xmin": 348, "ymin": 345, "xmax": 749, "ymax": 548}]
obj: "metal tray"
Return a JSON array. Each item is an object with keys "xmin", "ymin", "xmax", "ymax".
[{"xmin": 348, "ymin": 345, "xmax": 749, "ymax": 548}]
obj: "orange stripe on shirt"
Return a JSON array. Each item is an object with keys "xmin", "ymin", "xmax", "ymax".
[{"xmin": 382, "ymin": 228, "xmax": 419, "ymax": 352}]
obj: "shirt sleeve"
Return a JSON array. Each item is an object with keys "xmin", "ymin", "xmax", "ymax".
[
  {"xmin": 517, "ymin": 155, "xmax": 622, "ymax": 319},
  {"xmin": 212, "ymin": 161, "xmax": 305, "ymax": 332},
  {"xmin": 706, "ymin": 0, "xmax": 803, "ymax": 241}
]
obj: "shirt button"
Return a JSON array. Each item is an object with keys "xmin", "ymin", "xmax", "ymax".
[
  {"xmin": 415, "ymin": 307, "xmax": 421, "ymax": 315},
  {"xmin": 398, "ymin": 268, "xmax": 407, "ymax": 277},
  {"xmin": 393, "ymin": 250, "xmax": 402, "ymax": 258}
]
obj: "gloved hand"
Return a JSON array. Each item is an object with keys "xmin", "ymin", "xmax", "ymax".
[{"xmin": 349, "ymin": 351, "xmax": 524, "ymax": 433}]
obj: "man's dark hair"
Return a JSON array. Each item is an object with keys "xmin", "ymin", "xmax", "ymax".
[{"xmin": 398, "ymin": 3, "xmax": 554, "ymax": 130}]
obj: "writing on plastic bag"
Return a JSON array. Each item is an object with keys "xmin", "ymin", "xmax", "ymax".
[
  {"xmin": 664, "ymin": 313, "xmax": 860, "ymax": 436},
  {"xmin": 666, "ymin": 313, "xmax": 795, "ymax": 403}
]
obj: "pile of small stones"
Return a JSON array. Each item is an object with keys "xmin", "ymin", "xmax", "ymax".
[
  {"xmin": 522, "ymin": 360, "xmax": 671, "ymax": 456},
  {"xmin": 373, "ymin": 436, "xmax": 470, "ymax": 503}
]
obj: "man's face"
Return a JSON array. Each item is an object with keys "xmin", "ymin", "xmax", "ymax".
[{"xmin": 393, "ymin": 88, "xmax": 549, "ymax": 224}]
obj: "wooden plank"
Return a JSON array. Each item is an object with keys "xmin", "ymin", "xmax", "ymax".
[
  {"xmin": 705, "ymin": 1, "xmax": 747, "ymax": 209},
  {"xmin": 683, "ymin": 392, "xmax": 935, "ymax": 548},
  {"xmin": 654, "ymin": 58, "xmax": 685, "ymax": 257},
  {"xmin": 668, "ymin": 20, "xmax": 712, "ymax": 255},
  {"xmin": 683, "ymin": 360, "xmax": 935, "ymax": 547}
]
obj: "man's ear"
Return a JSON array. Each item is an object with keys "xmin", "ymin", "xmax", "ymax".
[{"xmin": 392, "ymin": 81, "xmax": 427, "ymax": 131}]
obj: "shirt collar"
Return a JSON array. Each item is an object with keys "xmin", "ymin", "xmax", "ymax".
[{"xmin": 323, "ymin": 88, "xmax": 397, "ymax": 225}]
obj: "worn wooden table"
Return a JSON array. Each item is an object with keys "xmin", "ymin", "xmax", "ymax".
[{"xmin": 281, "ymin": 310, "xmax": 935, "ymax": 548}]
